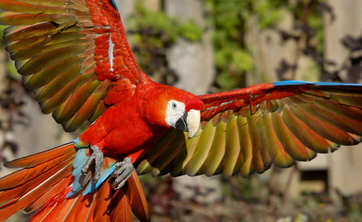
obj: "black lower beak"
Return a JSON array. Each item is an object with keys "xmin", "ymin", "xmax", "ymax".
[{"xmin": 175, "ymin": 113, "xmax": 188, "ymax": 132}]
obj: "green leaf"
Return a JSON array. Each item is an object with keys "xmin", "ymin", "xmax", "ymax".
[
  {"xmin": 232, "ymin": 50, "xmax": 253, "ymax": 72},
  {"xmin": 180, "ymin": 20, "xmax": 203, "ymax": 41}
]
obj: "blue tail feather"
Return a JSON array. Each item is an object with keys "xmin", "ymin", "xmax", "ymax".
[{"xmin": 82, "ymin": 165, "xmax": 116, "ymax": 195}]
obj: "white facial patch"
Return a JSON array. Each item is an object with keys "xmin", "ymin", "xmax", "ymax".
[{"xmin": 165, "ymin": 100, "xmax": 186, "ymax": 128}]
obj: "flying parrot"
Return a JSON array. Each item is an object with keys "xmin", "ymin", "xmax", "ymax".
[{"xmin": 0, "ymin": 0, "xmax": 362, "ymax": 221}]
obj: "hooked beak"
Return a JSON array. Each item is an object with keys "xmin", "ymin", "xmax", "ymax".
[{"xmin": 175, "ymin": 109, "xmax": 200, "ymax": 139}]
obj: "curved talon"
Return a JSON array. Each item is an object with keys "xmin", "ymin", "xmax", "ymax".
[
  {"xmin": 113, "ymin": 157, "xmax": 134, "ymax": 190},
  {"xmin": 81, "ymin": 145, "xmax": 104, "ymax": 182}
]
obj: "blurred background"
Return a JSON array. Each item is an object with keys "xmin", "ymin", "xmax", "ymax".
[{"xmin": 1, "ymin": 0, "xmax": 362, "ymax": 221}]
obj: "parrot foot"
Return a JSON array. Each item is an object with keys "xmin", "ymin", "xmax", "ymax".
[
  {"xmin": 112, "ymin": 157, "xmax": 134, "ymax": 190},
  {"xmin": 81, "ymin": 145, "xmax": 104, "ymax": 182}
]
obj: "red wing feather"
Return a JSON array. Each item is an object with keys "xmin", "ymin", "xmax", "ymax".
[{"xmin": 0, "ymin": 0, "xmax": 145, "ymax": 131}]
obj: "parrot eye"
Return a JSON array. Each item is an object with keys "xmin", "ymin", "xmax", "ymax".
[{"xmin": 167, "ymin": 100, "xmax": 185, "ymax": 113}]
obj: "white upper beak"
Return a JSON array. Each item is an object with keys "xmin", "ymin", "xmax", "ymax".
[{"xmin": 187, "ymin": 109, "xmax": 200, "ymax": 139}]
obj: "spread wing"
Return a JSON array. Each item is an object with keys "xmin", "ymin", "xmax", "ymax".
[
  {"xmin": 0, "ymin": 0, "xmax": 144, "ymax": 131},
  {"xmin": 136, "ymin": 81, "xmax": 362, "ymax": 178}
]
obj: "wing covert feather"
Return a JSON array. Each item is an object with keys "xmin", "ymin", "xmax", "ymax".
[{"xmin": 136, "ymin": 81, "xmax": 362, "ymax": 178}]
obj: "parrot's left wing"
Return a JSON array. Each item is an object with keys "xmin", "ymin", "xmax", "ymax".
[
  {"xmin": 136, "ymin": 81, "xmax": 362, "ymax": 178},
  {"xmin": 0, "ymin": 0, "xmax": 145, "ymax": 132}
]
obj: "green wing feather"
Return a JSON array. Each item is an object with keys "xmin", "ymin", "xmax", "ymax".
[{"xmin": 136, "ymin": 82, "xmax": 362, "ymax": 178}]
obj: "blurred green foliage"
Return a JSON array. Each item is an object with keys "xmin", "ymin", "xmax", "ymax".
[
  {"xmin": 203, "ymin": 0, "xmax": 327, "ymax": 90},
  {"xmin": 203, "ymin": 0, "xmax": 283, "ymax": 90},
  {"xmin": 127, "ymin": 1, "xmax": 203, "ymax": 83},
  {"xmin": 129, "ymin": 2, "xmax": 203, "ymax": 44},
  {"xmin": 287, "ymin": 0, "xmax": 326, "ymax": 54},
  {"xmin": 128, "ymin": 0, "xmax": 327, "ymax": 90}
]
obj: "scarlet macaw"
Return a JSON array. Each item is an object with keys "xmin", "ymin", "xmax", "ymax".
[{"xmin": 0, "ymin": 0, "xmax": 362, "ymax": 221}]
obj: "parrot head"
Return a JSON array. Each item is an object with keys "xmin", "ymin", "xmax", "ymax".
[
  {"xmin": 143, "ymin": 83, "xmax": 204, "ymax": 139},
  {"xmin": 165, "ymin": 99, "xmax": 202, "ymax": 138}
]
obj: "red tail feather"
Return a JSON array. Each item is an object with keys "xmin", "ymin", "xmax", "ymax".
[
  {"xmin": 126, "ymin": 171, "xmax": 150, "ymax": 222},
  {"xmin": 0, "ymin": 143, "xmax": 150, "ymax": 221}
]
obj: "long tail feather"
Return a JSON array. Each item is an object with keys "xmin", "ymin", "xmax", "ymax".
[
  {"xmin": 0, "ymin": 142, "xmax": 150, "ymax": 221},
  {"xmin": 4, "ymin": 142, "xmax": 75, "ymax": 168},
  {"xmin": 126, "ymin": 171, "xmax": 150, "ymax": 222},
  {"xmin": 0, "ymin": 143, "xmax": 76, "ymax": 221}
]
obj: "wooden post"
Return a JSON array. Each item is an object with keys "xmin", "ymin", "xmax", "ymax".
[
  {"xmin": 164, "ymin": 0, "xmax": 221, "ymax": 204},
  {"xmin": 164, "ymin": 0, "xmax": 214, "ymax": 95},
  {"xmin": 325, "ymin": 0, "xmax": 362, "ymax": 196},
  {"xmin": 116, "ymin": 0, "xmax": 134, "ymax": 26}
]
